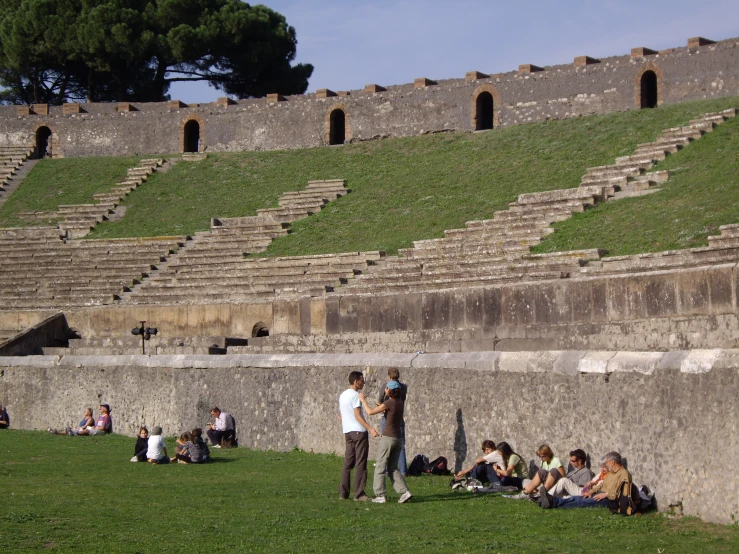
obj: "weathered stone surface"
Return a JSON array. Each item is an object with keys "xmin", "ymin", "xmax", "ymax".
[{"xmin": 2, "ymin": 350, "xmax": 738, "ymax": 523}]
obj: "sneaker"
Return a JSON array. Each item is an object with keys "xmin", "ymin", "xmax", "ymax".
[
  {"xmin": 212, "ymin": 444, "xmax": 221, "ymax": 449},
  {"xmin": 450, "ymin": 478, "xmax": 465, "ymax": 490},
  {"xmin": 65, "ymin": 427, "xmax": 72, "ymax": 436},
  {"xmin": 371, "ymin": 496, "xmax": 387, "ymax": 504},
  {"xmin": 539, "ymin": 486, "xmax": 553, "ymax": 509},
  {"xmin": 398, "ymin": 491, "xmax": 412, "ymax": 504},
  {"xmin": 48, "ymin": 428, "xmax": 54, "ymax": 435},
  {"xmin": 354, "ymin": 495, "xmax": 371, "ymax": 502},
  {"xmin": 130, "ymin": 456, "xmax": 139, "ymax": 462}
]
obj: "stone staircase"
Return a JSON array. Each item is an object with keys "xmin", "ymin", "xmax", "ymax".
[
  {"xmin": 18, "ymin": 158, "xmax": 166, "ymax": 238},
  {"xmin": 0, "ymin": 146, "xmax": 36, "ymax": 209},
  {"xmin": 120, "ymin": 179, "xmax": 374, "ymax": 303},
  {"xmin": 339, "ymin": 109, "xmax": 737, "ymax": 295}
]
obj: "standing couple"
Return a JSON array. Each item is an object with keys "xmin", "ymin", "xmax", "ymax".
[{"xmin": 338, "ymin": 369, "xmax": 412, "ymax": 504}]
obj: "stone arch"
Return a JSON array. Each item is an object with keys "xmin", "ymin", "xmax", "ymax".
[
  {"xmin": 471, "ymin": 84, "xmax": 501, "ymax": 130},
  {"xmin": 251, "ymin": 321, "xmax": 269, "ymax": 337},
  {"xmin": 34, "ymin": 125, "xmax": 54, "ymax": 158},
  {"xmin": 325, "ymin": 105, "xmax": 350, "ymax": 145},
  {"xmin": 634, "ymin": 63, "xmax": 664, "ymax": 109},
  {"xmin": 179, "ymin": 114, "xmax": 205, "ymax": 152}
]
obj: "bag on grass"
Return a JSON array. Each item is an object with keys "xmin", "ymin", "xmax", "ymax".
[
  {"xmin": 425, "ymin": 456, "xmax": 451, "ymax": 476},
  {"xmin": 408, "ymin": 454, "xmax": 429, "ymax": 476},
  {"xmin": 608, "ymin": 481, "xmax": 642, "ymax": 516}
]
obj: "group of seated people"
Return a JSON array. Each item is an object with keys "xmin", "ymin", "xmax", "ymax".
[
  {"xmin": 132, "ymin": 425, "xmax": 211, "ymax": 464},
  {"xmin": 48, "ymin": 404, "xmax": 112, "ymax": 436},
  {"xmin": 453, "ymin": 441, "xmax": 640, "ymax": 514}
]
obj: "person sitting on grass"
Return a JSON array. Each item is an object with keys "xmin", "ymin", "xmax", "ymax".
[
  {"xmin": 520, "ymin": 444, "xmax": 565, "ymax": 497},
  {"xmin": 175, "ymin": 430, "xmax": 210, "ymax": 464},
  {"xmin": 146, "ymin": 425, "xmax": 170, "ymax": 464},
  {"xmin": 75, "ymin": 404, "xmax": 112, "ymax": 436},
  {"xmin": 493, "ymin": 442, "xmax": 530, "ymax": 489},
  {"xmin": 539, "ymin": 451, "xmax": 637, "ymax": 514},
  {"xmin": 546, "ymin": 450, "xmax": 597, "ymax": 498},
  {"xmin": 453, "ymin": 440, "xmax": 503, "ymax": 487},
  {"xmin": 0, "ymin": 403, "xmax": 10, "ymax": 429},
  {"xmin": 131, "ymin": 426, "xmax": 149, "ymax": 462},
  {"xmin": 190, "ymin": 428, "xmax": 211, "ymax": 462},
  {"xmin": 206, "ymin": 407, "xmax": 235, "ymax": 448},
  {"xmin": 49, "ymin": 407, "xmax": 95, "ymax": 436}
]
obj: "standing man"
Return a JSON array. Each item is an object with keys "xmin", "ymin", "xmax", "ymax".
[
  {"xmin": 339, "ymin": 371, "xmax": 379, "ymax": 501},
  {"xmin": 207, "ymin": 407, "xmax": 235, "ymax": 448}
]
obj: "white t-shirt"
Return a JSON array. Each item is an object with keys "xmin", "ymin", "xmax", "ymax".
[
  {"xmin": 483, "ymin": 450, "xmax": 504, "ymax": 467},
  {"xmin": 147, "ymin": 435, "xmax": 167, "ymax": 460},
  {"xmin": 339, "ymin": 388, "xmax": 366, "ymax": 434}
]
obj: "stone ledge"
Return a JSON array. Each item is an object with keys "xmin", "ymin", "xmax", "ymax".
[{"xmin": 2, "ymin": 349, "xmax": 738, "ymax": 373}]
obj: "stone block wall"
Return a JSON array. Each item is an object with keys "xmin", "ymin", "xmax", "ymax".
[
  {"xmin": 1, "ymin": 350, "xmax": 738, "ymax": 523},
  {"xmin": 0, "ymin": 37, "xmax": 737, "ymax": 157}
]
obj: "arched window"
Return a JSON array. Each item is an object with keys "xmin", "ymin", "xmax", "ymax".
[
  {"xmin": 35, "ymin": 126, "xmax": 52, "ymax": 159},
  {"xmin": 183, "ymin": 120, "xmax": 200, "ymax": 152},
  {"xmin": 640, "ymin": 70, "xmax": 658, "ymax": 109},
  {"xmin": 329, "ymin": 109, "xmax": 346, "ymax": 145},
  {"xmin": 475, "ymin": 92, "xmax": 494, "ymax": 130},
  {"xmin": 252, "ymin": 322, "xmax": 269, "ymax": 337}
]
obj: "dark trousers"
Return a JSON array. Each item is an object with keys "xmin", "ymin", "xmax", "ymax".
[
  {"xmin": 470, "ymin": 463, "xmax": 500, "ymax": 485},
  {"xmin": 135, "ymin": 448, "xmax": 147, "ymax": 462},
  {"xmin": 207, "ymin": 429, "xmax": 234, "ymax": 446},
  {"xmin": 339, "ymin": 431, "xmax": 369, "ymax": 499}
]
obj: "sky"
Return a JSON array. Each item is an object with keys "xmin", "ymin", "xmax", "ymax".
[{"xmin": 169, "ymin": 0, "xmax": 739, "ymax": 103}]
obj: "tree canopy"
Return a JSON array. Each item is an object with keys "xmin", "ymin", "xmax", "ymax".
[{"xmin": 0, "ymin": 0, "xmax": 313, "ymax": 104}]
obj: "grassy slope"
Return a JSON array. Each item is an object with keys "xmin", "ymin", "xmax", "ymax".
[
  {"xmin": 2, "ymin": 431, "xmax": 738, "ymax": 553},
  {"xmin": 532, "ymin": 109, "xmax": 739, "ymax": 256},
  {"xmin": 0, "ymin": 157, "xmax": 139, "ymax": 227},
  {"xmin": 82, "ymin": 96, "xmax": 738, "ymax": 256}
]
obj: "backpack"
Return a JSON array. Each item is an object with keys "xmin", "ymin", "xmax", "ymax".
[
  {"xmin": 608, "ymin": 481, "xmax": 642, "ymax": 516},
  {"xmin": 425, "ymin": 456, "xmax": 451, "ymax": 476},
  {"xmin": 408, "ymin": 454, "xmax": 429, "ymax": 476}
]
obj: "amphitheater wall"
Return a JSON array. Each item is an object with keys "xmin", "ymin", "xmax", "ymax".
[
  {"xmin": 0, "ymin": 38, "xmax": 737, "ymax": 156},
  {"xmin": 44, "ymin": 262, "xmax": 739, "ymax": 351},
  {"xmin": 1, "ymin": 350, "xmax": 738, "ymax": 523}
]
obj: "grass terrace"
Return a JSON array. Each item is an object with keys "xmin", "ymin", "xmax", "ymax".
[
  {"xmin": 0, "ymin": 96, "xmax": 737, "ymax": 259},
  {"xmin": 0, "ymin": 156, "xmax": 140, "ymax": 227},
  {"xmin": 2, "ymin": 431, "xmax": 739, "ymax": 553}
]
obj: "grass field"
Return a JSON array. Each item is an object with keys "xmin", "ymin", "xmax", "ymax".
[{"xmin": 2, "ymin": 431, "xmax": 738, "ymax": 553}]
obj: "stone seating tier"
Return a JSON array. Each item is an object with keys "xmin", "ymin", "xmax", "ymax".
[
  {"xmin": 141, "ymin": 272, "xmax": 357, "ymax": 289},
  {"xmin": 707, "ymin": 224, "xmax": 739, "ymax": 248}
]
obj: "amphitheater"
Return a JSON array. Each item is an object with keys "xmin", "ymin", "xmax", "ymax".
[{"xmin": 0, "ymin": 34, "xmax": 738, "ymax": 523}]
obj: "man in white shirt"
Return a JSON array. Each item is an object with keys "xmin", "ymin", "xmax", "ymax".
[
  {"xmin": 339, "ymin": 371, "xmax": 379, "ymax": 501},
  {"xmin": 207, "ymin": 407, "xmax": 235, "ymax": 448}
]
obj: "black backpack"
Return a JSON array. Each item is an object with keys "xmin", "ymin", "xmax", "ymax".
[
  {"xmin": 408, "ymin": 454, "xmax": 429, "ymax": 476},
  {"xmin": 425, "ymin": 456, "xmax": 451, "ymax": 475}
]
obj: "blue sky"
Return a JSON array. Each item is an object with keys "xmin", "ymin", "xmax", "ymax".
[{"xmin": 170, "ymin": 0, "xmax": 739, "ymax": 103}]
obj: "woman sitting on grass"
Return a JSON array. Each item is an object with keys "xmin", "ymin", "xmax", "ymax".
[
  {"xmin": 522, "ymin": 444, "xmax": 565, "ymax": 496},
  {"xmin": 49, "ymin": 407, "xmax": 96, "ymax": 436},
  {"xmin": 494, "ymin": 442, "xmax": 529, "ymax": 489},
  {"xmin": 174, "ymin": 430, "xmax": 210, "ymax": 464}
]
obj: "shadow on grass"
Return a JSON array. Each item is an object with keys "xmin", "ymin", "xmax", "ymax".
[{"xmin": 411, "ymin": 492, "xmax": 492, "ymax": 503}]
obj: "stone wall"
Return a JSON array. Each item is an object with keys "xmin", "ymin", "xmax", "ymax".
[
  {"xmin": 0, "ymin": 37, "xmax": 737, "ymax": 157},
  {"xmin": 1, "ymin": 349, "xmax": 738, "ymax": 523}
]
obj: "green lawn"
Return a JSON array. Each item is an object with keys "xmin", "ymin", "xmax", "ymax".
[
  {"xmin": 2, "ymin": 431, "xmax": 738, "ymax": 553},
  {"xmin": 0, "ymin": 156, "xmax": 139, "ymax": 227}
]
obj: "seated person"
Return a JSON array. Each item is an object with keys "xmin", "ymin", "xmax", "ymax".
[
  {"xmin": 146, "ymin": 425, "xmax": 169, "ymax": 464},
  {"xmin": 0, "ymin": 403, "xmax": 9, "ymax": 429},
  {"xmin": 539, "ymin": 451, "xmax": 637, "ymax": 514},
  {"xmin": 191, "ymin": 428, "xmax": 211, "ymax": 462},
  {"xmin": 49, "ymin": 407, "xmax": 95, "ymax": 436},
  {"xmin": 75, "ymin": 404, "xmax": 112, "ymax": 436},
  {"xmin": 494, "ymin": 442, "xmax": 530, "ymax": 489},
  {"xmin": 547, "ymin": 451, "xmax": 598, "ymax": 498},
  {"xmin": 131, "ymin": 426, "xmax": 149, "ymax": 462},
  {"xmin": 174, "ymin": 432, "xmax": 190, "ymax": 456},
  {"xmin": 206, "ymin": 407, "xmax": 235, "ymax": 448},
  {"xmin": 176, "ymin": 429, "xmax": 210, "ymax": 464},
  {"xmin": 522, "ymin": 444, "xmax": 565, "ymax": 496},
  {"xmin": 454, "ymin": 440, "xmax": 502, "ymax": 486}
]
